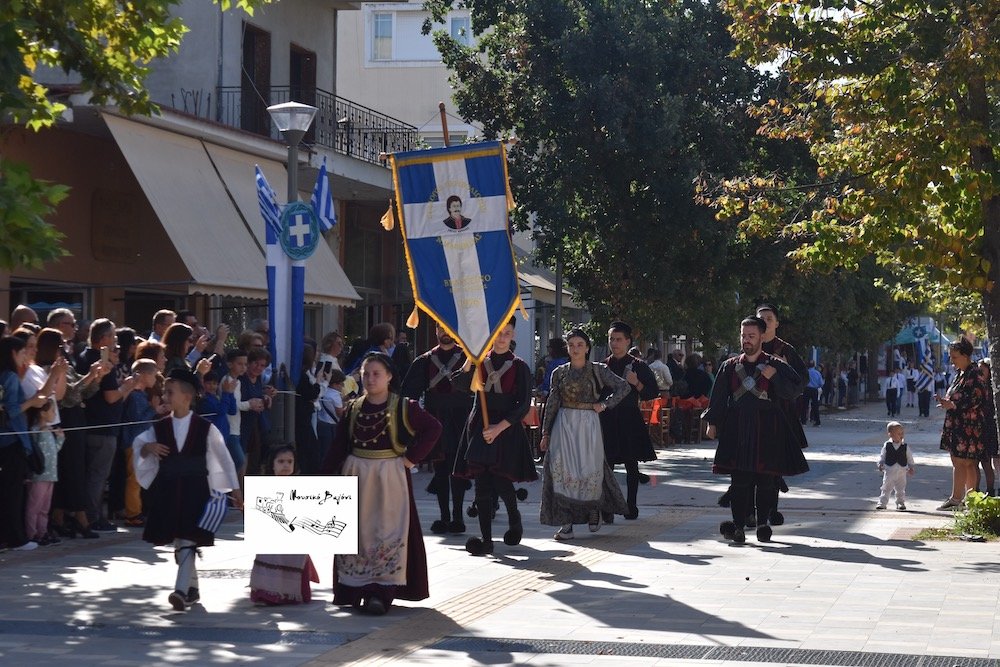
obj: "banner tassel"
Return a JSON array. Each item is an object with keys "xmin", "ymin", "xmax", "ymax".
[
  {"xmin": 406, "ymin": 305, "xmax": 420, "ymax": 328},
  {"xmin": 517, "ymin": 297, "xmax": 529, "ymax": 320},
  {"xmin": 380, "ymin": 203, "xmax": 395, "ymax": 231}
]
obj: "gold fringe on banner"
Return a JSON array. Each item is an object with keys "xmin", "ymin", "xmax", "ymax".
[
  {"xmin": 517, "ymin": 298, "xmax": 528, "ymax": 320},
  {"xmin": 405, "ymin": 305, "xmax": 420, "ymax": 328},
  {"xmin": 380, "ymin": 202, "xmax": 396, "ymax": 231},
  {"xmin": 470, "ymin": 365, "xmax": 484, "ymax": 392}
]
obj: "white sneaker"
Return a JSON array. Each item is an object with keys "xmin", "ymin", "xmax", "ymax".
[
  {"xmin": 13, "ymin": 541, "xmax": 38, "ymax": 551},
  {"xmin": 554, "ymin": 525, "xmax": 574, "ymax": 541},
  {"xmin": 875, "ymin": 504, "xmax": 886, "ymax": 510}
]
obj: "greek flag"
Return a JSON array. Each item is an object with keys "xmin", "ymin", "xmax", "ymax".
[
  {"xmin": 390, "ymin": 142, "xmax": 520, "ymax": 362},
  {"xmin": 256, "ymin": 166, "xmax": 281, "ymax": 233},
  {"xmin": 258, "ymin": 165, "xmax": 302, "ymax": 390},
  {"xmin": 310, "ymin": 157, "xmax": 336, "ymax": 232}
]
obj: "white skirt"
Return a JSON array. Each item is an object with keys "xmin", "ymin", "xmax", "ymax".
[{"xmin": 335, "ymin": 454, "xmax": 410, "ymax": 587}]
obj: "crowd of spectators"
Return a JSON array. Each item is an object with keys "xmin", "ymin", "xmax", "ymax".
[{"xmin": 0, "ymin": 305, "xmax": 362, "ymax": 552}]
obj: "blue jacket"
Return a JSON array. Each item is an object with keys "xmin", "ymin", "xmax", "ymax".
[{"xmin": 0, "ymin": 371, "xmax": 30, "ymax": 453}]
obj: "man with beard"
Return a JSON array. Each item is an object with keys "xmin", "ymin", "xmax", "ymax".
[
  {"xmin": 401, "ymin": 324, "xmax": 473, "ymax": 534},
  {"xmin": 704, "ymin": 316, "xmax": 808, "ymax": 543},
  {"xmin": 601, "ymin": 322, "xmax": 659, "ymax": 520}
]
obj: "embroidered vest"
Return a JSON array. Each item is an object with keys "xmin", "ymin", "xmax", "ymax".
[
  {"xmin": 345, "ymin": 393, "xmax": 415, "ymax": 456},
  {"xmin": 152, "ymin": 414, "xmax": 211, "ymax": 478}
]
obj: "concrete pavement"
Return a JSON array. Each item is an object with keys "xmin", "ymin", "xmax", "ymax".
[{"xmin": 1, "ymin": 396, "xmax": 996, "ymax": 666}]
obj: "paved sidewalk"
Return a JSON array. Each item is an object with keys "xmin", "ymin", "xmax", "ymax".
[{"xmin": 1, "ymin": 397, "xmax": 995, "ymax": 666}]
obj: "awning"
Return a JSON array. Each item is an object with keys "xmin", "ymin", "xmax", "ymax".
[
  {"xmin": 102, "ymin": 113, "xmax": 360, "ymax": 307},
  {"xmin": 513, "ymin": 243, "xmax": 578, "ymax": 308}
]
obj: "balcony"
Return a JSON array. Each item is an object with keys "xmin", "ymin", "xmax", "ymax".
[{"xmin": 216, "ymin": 86, "xmax": 419, "ymax": 166}]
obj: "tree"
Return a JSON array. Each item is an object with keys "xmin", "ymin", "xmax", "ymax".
[
  {"xmin": 708, "ymin": 1, "xmax": 999, "ymax": 359},
  {"xmin": 0, "ymin": 0, "xmax": 264, "ymax": 269},
  {"xmin": 424, "ymin": 0, "xmax": 768, "ymax": 339}
]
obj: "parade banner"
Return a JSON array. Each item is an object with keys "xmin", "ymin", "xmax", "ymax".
[
  {"xmin": 389, "ymin": 142, "xmax": 520, "ymax": 363},
  {"xmin": 244, "ymin": 476, "xmax": 358, "ymax": 554}
]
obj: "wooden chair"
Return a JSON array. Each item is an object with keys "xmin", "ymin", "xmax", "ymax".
[{"xmin": 659, "ymin": 407, "xmax": 673, "ymax": 445}]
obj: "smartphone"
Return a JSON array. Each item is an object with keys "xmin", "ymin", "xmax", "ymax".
[{"xmin": 100, "ymin": 346, "xmax": 110, "ymax": 363}]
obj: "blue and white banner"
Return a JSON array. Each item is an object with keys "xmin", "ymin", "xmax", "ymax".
[
  {"xmin": 257, "ymin": 166, "xmax": 307, "ymax": 389},
  {"xmin": 390, "ymin": 142, "xmax": 520, "ymax": 362}
]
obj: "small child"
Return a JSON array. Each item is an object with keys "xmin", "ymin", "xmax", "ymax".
[
  {"xmin": 24, "ymin": 400, "xmax": 64, "ymax": 545},
  {"xmin": 316, "ymin": 368, "xmax": 347, "ymax": 466},
  {"xmin": 249, "ymin": 445, "xmax": 319, "ymax": 605},
  {"xmin": 198, "ymin": 371, "xmax": 237, "ymax": 444},
  {"xmin": 121, "ymin": 359, "xmax": 160, "ymax": 526},
  {"xmin": 877, "ymin": 421, "xmax": 915, "ymax": 510}
]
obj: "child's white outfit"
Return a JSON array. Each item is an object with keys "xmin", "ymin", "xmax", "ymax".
[{"xmin": 878, "ymin": 439, "xmax": 915, "ymax": 508}]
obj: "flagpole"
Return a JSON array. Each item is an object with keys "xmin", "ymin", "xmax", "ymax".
[{"xmin": 440, "ymin": 101, "xmax": 489, "ymax": 432}]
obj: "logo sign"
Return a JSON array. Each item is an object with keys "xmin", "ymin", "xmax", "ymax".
[
  {"xmin": 244, "ymin": 476, "xmax": 359, "ymax": 554},
  {"xmin": 279, "ymin": 201, "xmax": 320, "ymax": 260}
]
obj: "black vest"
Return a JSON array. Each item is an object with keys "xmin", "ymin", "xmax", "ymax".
[{"xmin": 885, "ymin": 442, "xmax": 908, "ymax": 467}]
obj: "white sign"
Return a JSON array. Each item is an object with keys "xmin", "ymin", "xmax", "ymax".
[{"xmin": 243, "ymin": 476, "xmax": 359, "ymax": 555}]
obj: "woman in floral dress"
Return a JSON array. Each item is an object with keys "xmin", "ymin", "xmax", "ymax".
[
  {"xmin": 539, "ymin": 329, "xmax": 629, "ymax": 540},
  {"xmin": 320, "ymin": 353, "xmax": 441, "ymax": 615},
  {"xmin": 936, "ymin": 339, "xmax": 987, "ymax": 510}
]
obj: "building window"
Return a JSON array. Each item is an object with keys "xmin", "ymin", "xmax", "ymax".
[
  {"xmin": 450, "ymin": 16, "xmax": 472, "ymax": 46},
  {"xmin": 373, "ymin": 12, "xmax": 393, "ymax": 61}
]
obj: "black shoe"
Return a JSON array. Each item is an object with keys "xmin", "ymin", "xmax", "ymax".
[
  {"xmin": 503, "ymin": 510, "xmax": 522, "ymax": 545},
  {"xmin": 363, "ymin": 597, "xmax": 388, "ymax": 616},
  {"xmin": 465, "ymin": 536, "xmax": 494, "ymax": 556},
  {"xmin": 186, "ymin": 587, "xmax": 200, "ymax": 605},
  {"xmin": 769, "ymin": 510, "xmax": 785, "ymax": 526},
  {"xmin": 53, "ymin": 523, "xmax": 75, "ymax": 539},
  {"xmin": 756, "ymin": 525, "xmax": 773, "ymax": 542},
  {"xmin": 638, "ymin": 473, "xmax": 650, "ymax": 485},
  {"xmin": 448, "ymin": 519, "xmax": 466, "ymax": 534},
  {"xmin": 430, "ymin": 519, "xmax": 448, "ymax": 535},
  {"xmin": 91, "ymin": 519, "xmax": 117, "ymax": 532},
  {"xmin": 624, "ymin": 505, "xmax": 639, "ymax": 520},
  {"xmin": 168, "ymin": 590, "xmax": 187, "ymax": 611},
  {"xmin": 601, "ymin": 511, "xmax": 615, "ymax": 524},
  {"xmin": 732, "ymin": 528, "xmax": 746, "ymax": 544},
  {"xmin": 719, "ymin": 521, "xmax": 736, "ymax": 540}
]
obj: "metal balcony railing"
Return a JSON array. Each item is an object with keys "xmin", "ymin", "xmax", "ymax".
[{"xmin": 215, "ymin": 85, "xmax": 419, "ymax": 166}]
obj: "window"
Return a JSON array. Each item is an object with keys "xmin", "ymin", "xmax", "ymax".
[
  {"xmin": 373, "ymin": 12, "xmax": 393, "ymax": 61},
  {"xmin": 450, "ymin": 16, "xmax": 472, "ymax": 46}
]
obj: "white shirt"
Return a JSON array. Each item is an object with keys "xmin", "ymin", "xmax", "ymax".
[
  {"xmin": 648, "ymin": 359, "xmax": 674, "ymax": 391},
  {"xmin": 21, "ymin": 364, "xmax": 60, "ymax": 425},
  {"xmin": 317, "ymin": 386, "xmax": 343, "ymax": 425},
  {"xmin": 132, "ymin": 412, "xmax": 238, "ymax": 493},
  {"xmin": 225, "ymin": 374, "xmax": 242, "ymax": 437}
]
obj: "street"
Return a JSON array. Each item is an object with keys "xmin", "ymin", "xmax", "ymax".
[{"xmin": 2, "ymin": 398, "xmax": 995, "ymax": 667}]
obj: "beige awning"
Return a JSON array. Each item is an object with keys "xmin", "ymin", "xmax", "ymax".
[
  {"xmin": 514, "ymin": 244, "xmax": 578, "ymax": 308},
  {"xmin": 102, "ymin": 113, "xmax": 360, "ymax": 306}
]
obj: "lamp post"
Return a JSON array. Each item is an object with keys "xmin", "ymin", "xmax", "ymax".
[{"xmin": 266, "ymin": 101, "xmax": 318, "ymax": 447}]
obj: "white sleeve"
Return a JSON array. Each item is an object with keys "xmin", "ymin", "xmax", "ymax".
[
  {"xmin": 205, "ymin": 424, "xmax": 239, "ymax": 493},
  {"xmin": 132, "ymin": 426, "xmax": 160, "ymax": 490},
  {"xmin": 906, "ymin": 447, "xmax": 916, "ymax": 467}
]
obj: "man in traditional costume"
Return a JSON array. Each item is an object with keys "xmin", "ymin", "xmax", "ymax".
[
  {"xmin": 401, "ymin": 323, "xmax": 473, "ymax": 535},
  {"xmin": 454, "ymin": 318, "xmax": 538, "ymax": 556},
  {"xmin": 703, "ymin": 317, "xmax": 809, "ymax": 543},
  {"xmin": 601, "ymin": 322, "xmax": 659, "ymax": 520},
  {"xmin": 133, "ymin": 369, "xmax": 242, "ymax": 611}
]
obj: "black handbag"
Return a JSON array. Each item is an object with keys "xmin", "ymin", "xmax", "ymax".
[{"xmin": 26, "ymin": 439, "xmax": 45, "ymax": 476}]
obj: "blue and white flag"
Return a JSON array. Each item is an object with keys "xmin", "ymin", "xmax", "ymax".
[
  {"xmin": 310, "ymin": 157, "xmax": 336, "ymax": 232},
  {"xmin": 257, "ymin": 165, "xmax": 305, "ymax": 390},
  {"xmin": 390, "ymin": 142, "xmax": 520, "ymax": 363}
]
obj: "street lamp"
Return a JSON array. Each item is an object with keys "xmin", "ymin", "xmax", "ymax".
[
  {"xmin": 266, "ymin": 100, "xmax": 317, "ymax": 446},
  {"xmin": 267, "ymin": 101, "xmax": 318, "ymax": 202}
]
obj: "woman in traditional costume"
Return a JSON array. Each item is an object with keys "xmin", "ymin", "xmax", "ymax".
[
  {"xmin": 539, "ymin": 329, "xmax": 629, "ymax": 540},
  {"xmin": 320, "ymin": 352, "xmax": 441, "ymax": 615}
]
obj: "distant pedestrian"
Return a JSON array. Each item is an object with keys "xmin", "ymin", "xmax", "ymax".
[
  {"xmin": 876, "ymin": 421, "xmax": 915, "ymax": 511},
  {"xmin": 803, "ymin": 360, "xmax": 823, "ymax": 426},
  {"xmin": 977, "ymin": 359, "xmax": 997, "ymax": 496},
  {"xmin": 884, "ymin": 365, "xmax": 905, "ymax": 417}
]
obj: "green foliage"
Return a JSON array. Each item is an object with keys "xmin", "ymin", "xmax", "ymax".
[
  {"xmin": 712, "ymin": 0, "xmax": 1000, "ymax": 304},
  {"xmin": 0, "ymin": 0, "xmax": 268, "ymax": 270},
  {"xmin": 954, "ymin": 491, "xmax": 1000, "ymax": 537},
  {"xmin": 424, "ymin": 0, "xmax": 767, "ymax": 339},
  {"xmin": 0, "ymin": 160, "xmax": 68, "ymax": 269}
]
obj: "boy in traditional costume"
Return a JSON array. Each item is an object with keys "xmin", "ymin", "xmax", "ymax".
[{"xmin": 133, "ymin": 368, "xmax": 242, "ymax": 611}]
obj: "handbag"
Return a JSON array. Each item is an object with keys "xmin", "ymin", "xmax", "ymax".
[{"xmin": 26, "ymin": 438, "xmax": 45, "ymax": 476}]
